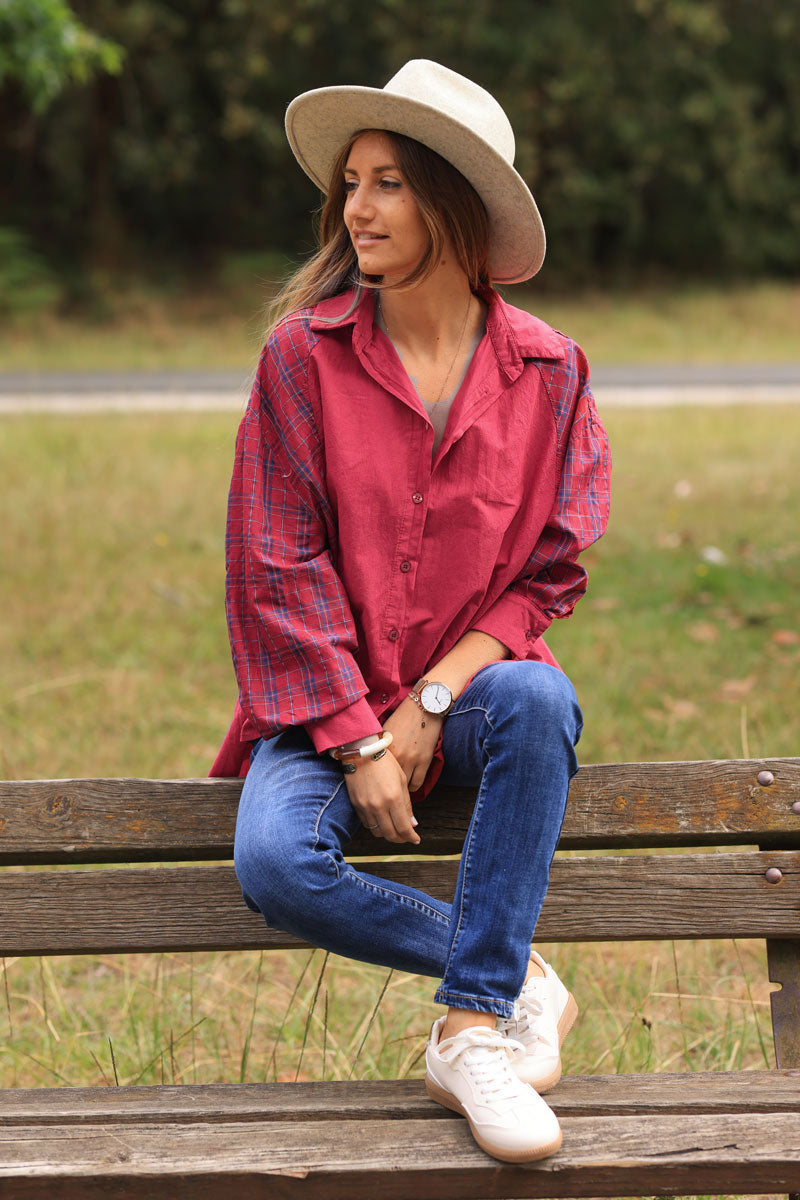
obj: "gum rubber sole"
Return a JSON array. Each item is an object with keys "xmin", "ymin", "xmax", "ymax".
[{"xmin": 424, "ymin": 1074, "xmax": 563, "ymax": 1163}]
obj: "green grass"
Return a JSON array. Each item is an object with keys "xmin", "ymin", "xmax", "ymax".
[
  {"xmin": 4, "ymin": 405, "xmax": 797, "ymax": 780},
  {"xmin": 1, "ymin": 274, "xmax": 799, "ymax": 370},
  {"xmin": 1, "ymin": 405, "xmax": 798, "ymax": 1147}
]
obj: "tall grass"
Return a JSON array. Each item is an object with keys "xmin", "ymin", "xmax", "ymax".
[{"xmin": 0, "ymin": 940, "xmax": 775, "ymax": 1090}]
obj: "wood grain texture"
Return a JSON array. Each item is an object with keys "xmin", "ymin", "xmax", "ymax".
[
  {"xmin": 1, "ymin": 852, "xmax": 798, "ymax": 956},
  {"xmin": 768, "ymin": 939, "xmax": 800, "ymax": 1068},
  {"xmin": 1, "ymin": 757, "xmax": 799, "ymax": 864},
  {"xmin": 2, "ymin": 1071, "xmax": 799, "ymax": 1126},
  {"xmin": 0, "ymin": 1112, "xmax": 799, "ymax": 1199}
]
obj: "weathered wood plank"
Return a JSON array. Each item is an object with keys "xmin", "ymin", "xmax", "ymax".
[
  {"xmin": 768, "ymin": 939, "xmax": 800, "ymax": 1068},
  {"xmin": 0, "ymin": 1113, "xmax": 798, "ymax": 1199},
  {"xmin": 2, "ymin": 1071, "xmax": 799, "ymax": 1126},
  {"xmin": 1, "ymin": 852, "xmax": 798, "ymax": 955},
  {"xmin": 1, "ymin": 758, "xmax": 798, "ymax": 864}
]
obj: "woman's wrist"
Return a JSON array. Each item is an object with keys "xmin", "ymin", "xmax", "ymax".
[{"xmin": 329, "ymin": 731, "xmax": 394, "ymax": 773}]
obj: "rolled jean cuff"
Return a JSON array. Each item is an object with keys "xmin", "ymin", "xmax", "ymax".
[{"xmin": 433, "ymin": 987, "xmax": 515, "ymax": 1019}]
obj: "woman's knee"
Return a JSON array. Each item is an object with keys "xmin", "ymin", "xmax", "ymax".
[
  {"xmin": 233, "ymin": 812, "xmax": 300, "ymax": 919},
  {"xmin": 489, "ymin": 661, "xmax": 582, "ymax": 744}
]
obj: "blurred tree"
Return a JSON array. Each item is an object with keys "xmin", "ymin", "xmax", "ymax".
[
  {"xmin": 0, "ymin": 0, "xmax": 123, "ymax": 313},
  {"xmin": 0, "ymin": 0, "xmax": 123, "ymax": 111},
  {"xmin": 1, "ymin": 0, "xmax": 798, "ymax": 285}
]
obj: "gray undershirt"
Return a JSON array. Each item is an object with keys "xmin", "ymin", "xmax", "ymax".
[{"xmin": 375, "ymin": 307, "xmax": 483, "ymax": 452}]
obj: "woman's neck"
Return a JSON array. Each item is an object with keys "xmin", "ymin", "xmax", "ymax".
[{"xmin": 377, "ymin": 261, "xmax": 483, "ymax": 361}]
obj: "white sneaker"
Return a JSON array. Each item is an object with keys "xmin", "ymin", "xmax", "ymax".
[
  {"xmin": 498, "ymin": 951, "xmax": 579, "ymax": 1093},
  {"xmin": 425, "ymin": 1016, "xmax": 562, "ymax": 1162}
]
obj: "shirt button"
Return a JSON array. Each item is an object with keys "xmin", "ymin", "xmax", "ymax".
[
  {"xmin": 525, "ymin": 630, "xmax": 534, "ymax": 641},
  {"xmin": 380, "ymin": 692, "xmax": 390, "ymax": 704},
  {"xmin": 400, "ymin": 560, "xmax": 411, "ymax": 573},
  {"xmin": 412, "ymin": 492, "xmax": 423, "ymax": 504},
  {"xmin": 388, "ymin": 628, "xmax": 400, "ymax": 642}
]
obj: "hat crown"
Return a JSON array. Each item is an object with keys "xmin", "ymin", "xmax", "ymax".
[{"xmin": 383, "ymin": 59, "xmax": 516, "ymax": 165}]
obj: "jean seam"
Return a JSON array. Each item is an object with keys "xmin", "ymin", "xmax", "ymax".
[
  {"xmin": 346, "ymin": 872, "xmax": 450, "ymax": 925},
  {"xmin": 439, "ymin": 704, "xmax": 495, "ymax": 988},
  {"xmin": 312, "ymin": 774, "xmax": 348, "ymax": 879},
  {"xmin": 447, "ymin": 701, "xmax": 492, "ymax": 722},
  {"xmin": 432, "ymin": 988, "xmax": 514, "ymax": 1019},
  {"xmin": 434, "ymin": 988, "xmax": 511, "ymax": 1004}
]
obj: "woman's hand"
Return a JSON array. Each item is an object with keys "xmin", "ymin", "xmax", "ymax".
[
  {"xmin": 382, "ymin": 695, "xmax": 444, "ymax": 793},
  {"xmin": 344, "ymin": 750, "xmax": 421, "ymax": 845}
]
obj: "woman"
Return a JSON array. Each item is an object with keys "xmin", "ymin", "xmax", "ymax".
[{"xmin": 212, "ymin": 59, "xmax": 611, "ymax": 1163}]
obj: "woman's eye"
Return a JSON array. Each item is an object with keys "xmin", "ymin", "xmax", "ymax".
[
  {"xmin": 380, "ymin": 178, "xmax": 401, "ymax": 189},
  {"xmin": 344, "ymin": 180, "xmax": 358, "ymax": 193}
]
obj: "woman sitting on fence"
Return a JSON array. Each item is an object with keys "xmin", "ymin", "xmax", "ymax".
[{"xmin": 212, "ymin": 59, "xmax": 611, "ymax": 1163}]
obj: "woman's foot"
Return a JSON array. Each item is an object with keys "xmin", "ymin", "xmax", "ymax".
[
  {"xmin": 497, "ymin": 950, "xmax": 578, "ymax": 1093},
  {"xmin": 425, "ymin": 1015, "xmax": 562, "ymax": 1162}
]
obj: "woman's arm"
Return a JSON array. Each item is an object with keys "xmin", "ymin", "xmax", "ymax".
[
  {"xmin": 471, "ymin": 349, "xmax": 611, "ymax": 657},
  {"xmin": 227, "ymin": 320, "xmax": 382, "ymax": 750},
  {"xmin": 382, "ymin": 630, "xmax": 511, "ymax": 794}
]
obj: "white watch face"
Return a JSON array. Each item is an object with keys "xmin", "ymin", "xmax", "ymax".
[{"xmin": 420, "ymin": 682, "xmax": 452, "ymax": 714}]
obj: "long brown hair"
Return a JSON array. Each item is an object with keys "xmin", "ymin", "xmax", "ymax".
[{"xmin": 266, "ymin": 131, "xmax": 491, "ymax": 335}]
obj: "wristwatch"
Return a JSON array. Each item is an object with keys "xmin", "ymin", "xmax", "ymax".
[{"xmin": 409, "ymin": 677, "xmax": 454, "ymax": 717}]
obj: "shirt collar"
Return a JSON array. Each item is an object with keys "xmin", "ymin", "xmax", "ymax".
[{"xmin": 309, "ymin": 285, "xmax": 566, "ymax": 380}]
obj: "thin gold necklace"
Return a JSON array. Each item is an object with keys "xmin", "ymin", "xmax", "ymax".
[{"xmin": 378, "ymin": 292, "xmax": 473, "ymax": 405}]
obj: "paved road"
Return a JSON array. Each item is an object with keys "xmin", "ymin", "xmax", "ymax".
[{"xmin": 1, "ymin": 365, "xmax": 799, "ymax": 412}]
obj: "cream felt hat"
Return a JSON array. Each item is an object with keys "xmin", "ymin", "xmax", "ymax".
[{"xmin": 285, "ymin": 59, "xmax": 546, "ymax": 284}]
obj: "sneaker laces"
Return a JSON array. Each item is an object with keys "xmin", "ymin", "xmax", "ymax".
[
  {"xmin": 437, "ymin": 1027, "xmax": 526, "ymax": 1103},
  {"xmin": 498, "ymin": 990, "xmax": 548, "ymax": 1046}
]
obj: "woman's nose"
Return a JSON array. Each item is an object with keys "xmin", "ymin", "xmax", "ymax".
[{"xmin": 346, "ymin": 185, "xmax": 374, "ymax": 221}]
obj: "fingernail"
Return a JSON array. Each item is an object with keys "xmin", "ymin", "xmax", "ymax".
[{"xmin": 411, "ymin": 817, "xmax": 418, "ymax": 826}]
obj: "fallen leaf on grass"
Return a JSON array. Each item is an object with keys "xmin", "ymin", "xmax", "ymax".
[
  {"xmin": 687, "ymin": 622, "xmax": 720, "ymax": 644},
  {"xmin": 771, "ymin": 629, "xmax": 800, "ymax": 646},
  {"xmin": 588, "ymin": 596, "xmax": 620, "ymax": 612},
  {"xmin": 718, "ymin": 676, "xmax": 757, "ymax": 703},
  {"xmin": 663, "ymin": 698, "xmax": 699, "ymax": 720}
]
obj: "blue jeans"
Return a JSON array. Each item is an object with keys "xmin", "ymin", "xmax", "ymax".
[{"xmin": 233, "ymin": 660, "xmax": 582, "ymax": 1019}]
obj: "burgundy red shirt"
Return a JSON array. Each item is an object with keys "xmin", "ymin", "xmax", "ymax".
[{"xmin": 211, "ymin": 286, "xmax": 610, "ymax": 779}]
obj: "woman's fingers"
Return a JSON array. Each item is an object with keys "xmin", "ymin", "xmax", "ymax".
[
  {"xmin": 344, "ymin": 754, "xmax": 420, "ymax": 844},
  {"xmin": 370, "ymin": 805, "xmax": 419, "ymax": 844}
]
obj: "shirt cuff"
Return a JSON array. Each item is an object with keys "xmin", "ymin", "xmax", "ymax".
[
  {"xmin": 471, "ymin": 591, "xmax": 551, "ymax": 661},
  {"xmin": 304, "ymin": 697, "xmax": 383, "ymax": 754}
]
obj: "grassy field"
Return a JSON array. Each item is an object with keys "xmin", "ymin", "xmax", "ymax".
[
  {"xmin": 1, "ymin": 401, "xmax": 797, "ymax": 1200},
  {"xmin": 2, "ymin": 274, "xmax": 800, "ymax": 370}
]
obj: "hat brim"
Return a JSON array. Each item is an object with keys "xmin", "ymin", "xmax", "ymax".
[{"xmin": 285, "ymin": 85, "xmax": 545, "ymax": 284}]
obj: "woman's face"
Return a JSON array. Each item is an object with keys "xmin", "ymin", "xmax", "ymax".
[{"xmin": 342, "ymin": 131, "xmax": 429, "ymax": 284}]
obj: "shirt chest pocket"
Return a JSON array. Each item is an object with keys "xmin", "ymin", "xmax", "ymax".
[{"xmin": 450, "ymin": 413, "xmax": 530, "ymax": 505}]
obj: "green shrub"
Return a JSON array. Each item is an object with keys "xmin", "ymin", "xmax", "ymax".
[{"xmin": 0, "ymin": 227, "xmax": 62, "ymax": 319}]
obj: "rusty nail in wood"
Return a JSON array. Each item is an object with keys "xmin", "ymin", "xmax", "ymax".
[
  {"xmin": 765, "ymin": 867, "xmax": 783, "ymax": 884},
  {"xmin": 757, "ymin": 770, "xmax": 775, "ymax": 787}
]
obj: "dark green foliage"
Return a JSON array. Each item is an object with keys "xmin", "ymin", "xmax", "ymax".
[
  {"xmin": 2, "ymin": 0, "xmax": 799, "ymax": 285},
  {"xmin": 0, "ymin": 0, "xmax": 123, "ymax": 112}
]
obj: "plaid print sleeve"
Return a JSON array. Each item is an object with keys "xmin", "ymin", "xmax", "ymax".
[
  {"xmin": 226, "ymin": 313, "xmax": 380, "ymax": 747},
  {"xmin": 473, "ymin": 342, "xmax": 611, "ymax": 659}
]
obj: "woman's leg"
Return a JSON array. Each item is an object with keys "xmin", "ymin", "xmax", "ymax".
[
  {"xmin": 434, "ymin": 660, "xmax": 582, "ymax": 1019},
  {"xmin": 422, "ymin": 660, "xmax": 581, "ymax": 1163},
  {"xmin": 234, "ymin": 660, "xmax": 580, "ymax": 1017},
  {"xmin": 233, "ymin": 726, "xmax": 453, "ymax": 976}
]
